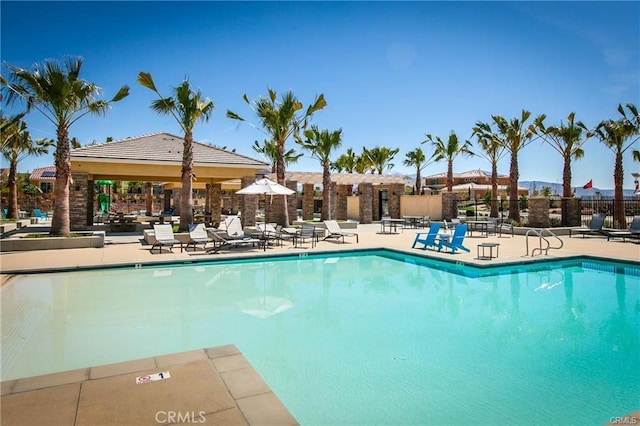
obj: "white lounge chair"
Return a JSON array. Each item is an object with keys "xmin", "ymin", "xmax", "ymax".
[
  {"xmin": 184, "ymin": 223, "xmax": 213, "ymax": 251},
  {"xmin": 207, "ymin": 231, "xmax": 264, "ymax": 254},
  {"xmin": 323, "ymin": 220, "xmax": 358, "ymax": 243},
  {"xmin": 150, "ymin": 224, "xmax": 183, "ymax": 254}
]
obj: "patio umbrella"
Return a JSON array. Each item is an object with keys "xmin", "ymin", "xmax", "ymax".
[
  {"xmin": 236, "ymin": 178, "xmax": 295, "ymax": 196},
  {"xmin": 236, "ymin": 178, "xmax": 295, "ymax": 224}
]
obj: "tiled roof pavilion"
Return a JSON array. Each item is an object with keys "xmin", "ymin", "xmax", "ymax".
[{"xmin": 70, "ymin": 132, "xmax": 268, "ymax": 187}]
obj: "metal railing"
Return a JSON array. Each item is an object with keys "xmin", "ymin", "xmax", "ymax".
[{"xmin": 524, "ymin": 228, "xmax": 563, "ymax": 257}]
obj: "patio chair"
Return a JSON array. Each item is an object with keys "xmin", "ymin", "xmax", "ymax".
[
  {"xmin": 569, "ymin": 213, "xmax": 606, "ymax": 238},
  {"xmin": 412, "ymin": 222, "xmax": 442, "ymax": 250},
  {"xmin": 487, "ymin": 218, "xmax": 514, "ymax": 237},
  {"xmin": 207, "ymin": 231, "xmax": 264, "ymax": 254},
  {"xmin": 323, "ymin": 220, "xmax": 359, "ymax": 243},
  {"xmin": 184, "ymin": 223, "xmax": 213, "ymax": 252},
  {"xmin": 294, "ymin": 223, "xmax": 317, "ymax": 248},
  {"xmin": 32, "ymin": 209, "xmax": 48, "ymax": 221},
  {"xmin": 257, "ymin": 223, "xmax": 293, "ymax": 247},
  {"xmin": 150, "ymin": 224, "xmax": 183, "ymax": 254},
  {"xmin": 436, "ymin": 224, "xmax": 470, "ymax": 254},
  {"xmin": 224, "ymin": 216, "xmax": 246, "ymax": 239},
  {"xmin": 606, "ymin": 216, "xmax": 640, "ymax": 242}
]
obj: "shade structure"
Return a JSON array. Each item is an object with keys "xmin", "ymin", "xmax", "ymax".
[{"xmin": 236, "ymin": 178, "xmax": 295, "ymax": 195}]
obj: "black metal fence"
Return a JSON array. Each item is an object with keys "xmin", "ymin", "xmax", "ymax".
[
  {"xmin": 576, "ymin": 198, "xmax": 640, "ymax": 228},
  {"xmin": 459, "ymin": 197, "xmax": 640, "ymax": 229}
]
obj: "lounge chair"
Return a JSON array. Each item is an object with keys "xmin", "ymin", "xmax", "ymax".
[
  {"xmin": 412, "ymin": 222, "xmax": 442, "ymax": 250},
  {"xmin": 224, "ymin": 216, "xmax": 246, "ymax": 239},
  {"xmin": 184, "ymin": 223, "xmax": 213, "ymax": 251},
  {"xmin": 569, "ymin": 213, "xmax": 606, "ymax": 238},
  {"xmin": 32, "ymin": 209, "xmax": 48, "ymax": 221},
  {"xmin": 606, "ymin": 216, "xmax": 640, "ymax": 242},
  {"xmin": 323, "ymin": 220, "xmax": 358, "ymax": 243},
  {"xmin": 207, "ymin": 231, "xmax": 264, "ymax": 254},
  {"xmin": 436, "ymin": 224, "xmax": 470, "ymax": 254},
  {"xmin": 150, "ymin": 224, "xmax": 183, "ymax": 254}
]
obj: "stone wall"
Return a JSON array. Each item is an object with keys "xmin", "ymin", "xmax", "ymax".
[
  {"xmin": 239, "ymin": 176, "xmax": 257, "ymax": 226},
  {"xmin": 562, "ymin": 197, "xmax": 581, "ymax": 227},
  {"xmin": 528, "ymin": 197, "xmax": 550, "ymax": 228},
  {"xmin": 441, "ymin": 192, "xmax": 458, "ymax": 220},
  {"xmin": 70, "ymin": 172, "xmax": 89, "ymax": 230},
  {"xmin": 302, "ymin": 183, "xmax": 314, "ymax": 220},
  {"xmin": 359, "ymin": 183, "xmax": 373, "ymax": 224},
  {"xmin": 211, "ymin": 183, "xmax": 222, "ymax": 224},
  {"xmin": 286, "ymin": 180, "xmax": 298, "ymax": 221},
  {"xmin": 336, "ymin": 185, "xmax": 349, "ymax": 220}
]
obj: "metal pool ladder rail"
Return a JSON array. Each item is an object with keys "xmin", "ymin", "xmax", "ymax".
[{"xmin": 524, "ymin": 228, "xmax": 564, "ymax": 256}]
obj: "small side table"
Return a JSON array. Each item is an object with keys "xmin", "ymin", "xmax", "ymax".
[{"xmin": 477, "ymin": 242, "xmax": 500, "ymax": 260}]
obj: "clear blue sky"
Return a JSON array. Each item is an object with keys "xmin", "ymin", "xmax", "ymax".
[{"xmin": 2, "ymin": 1, "xmax": 639, "ymax": 189}]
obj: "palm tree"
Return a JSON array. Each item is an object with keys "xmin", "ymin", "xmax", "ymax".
[
  {"xmin": 590, "ymin": 103, "xmax": 639, "ymax": 228},
  {"xmin": 490, "ymin": 110, "xmax": 541, "ymax": 222},
  {"xmin": 227, "ymin": 89, "xmax": 326, "ymax": 225},
  {"xmin": 2, "ymin": 57, "xmax": 129, "ymax": 236},
  {"xmin": 252, "ymin": 139, "xmax": 303, "ymax": 173},
  {"xmin": 403, "ymin": 147, "xmax": 430, "ymax": 194},
  {"xmin": 0, "ymin": 112, "xmax": 25, "ymax": 150},
  {"xmin": 354, "ymin": 149, "xmax": 372, "ymax": 174},
  {"xmin": 138, "ymin": 72, "xmax": 214, "ymax": 232},
  {"xmin": 423, "ymin": 131, "xmax": 474, "ymax": 192},
  {"xmin": 533, "ymin": 113, "xmax": 589, "ymax": 198},
  {"xmin": 332, "ymin": 148, "xmax": 359, "ymax": 173},
  {"xmin": 472, "ymin": 121, "xmax": 507, "ymax": 217},
  {"xmin": 1, "ymin": 116, "xmax": 53, "ymax": 218},
  {"xmin": 363, "ymin": 146, "xmax": 400, "ymax": 174},
  {"xmin": 299, "ymin": 126, "xmax": 343, "ymax": 220}
]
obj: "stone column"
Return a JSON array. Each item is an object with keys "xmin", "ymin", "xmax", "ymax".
[
  {"xmin": 86, "ymin": 178, "xmax": 94, "ymax": 226},
  {"xmin": 359, "ymin": 183, "xmax": 373, "ymax": 224},
  {"xmin": 330, "ymin": 182, "xmax": 338, "ymax": 220},
  {"xmin": 286, "ymin": 180, "xmax": 298, "ymax": 222},
  {"xmin": 528, "ymin": 197, "xmax": 550, "ymax": 228},
  {"xmin": 240, "ymin": 176, "xmax": 257, "ymax": 227},
  {"xmin": 211, "ymin": 183, "xmax": 222, "ymax": 225},
  {"xmin": 205, "ymin": 183, "xmax": 211, "ymax": 217},
  {"xmin": 70, "ymin": 172, "xmax": 89, "ymax": 230},
  {"xmin": 372, "ymin": 186, "xmax": 381, "ymax": 221},
  {"xmin": 302, "ymin": 183, "xmax": 314, "ymax": 220},
  {"xmin": 389, "ymin": 184, "xmax": 404, "ymax": 218},
  {"xmin": 441, "ymin": 192, "xmax": 458, "ymax": 221},
  {"xmin": 231, "ymin": 191, "xmax": 239, "ymax": 214},
  {"xmin": 163, "ymin": 189, "xmax": 172, "ymax": 213},
  {"xmin": 563, "ymin": 197, "xmax": 581, "ymax": 227},
  {"xmin": 336, "ymin": 184, "xmax": 348, "ymax": 220},
  {"xmin": 145, "ymin": 182, "xmax": 153, "ymax": 215}
]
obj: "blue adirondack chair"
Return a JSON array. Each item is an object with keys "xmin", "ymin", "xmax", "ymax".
[
  {"xmin": 437, "ymin": 224, "xmax": 470, "ymax": 253},
  {"xmin": 412, "ymin": 222, "xmax": 442, "ymax": 250},
  {"xmin": 32, "ymin": 209, "xmax": 48, "ymax": 220}
]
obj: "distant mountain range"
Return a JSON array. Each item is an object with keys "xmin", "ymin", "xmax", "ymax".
[{"xmin": 519, "ymin": 181, "xmax": 637, "ymax": 198}]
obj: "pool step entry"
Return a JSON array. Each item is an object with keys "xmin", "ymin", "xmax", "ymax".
[{"xmin": 524, "ymin": 228, "xmax": 564, "ymax": 256}]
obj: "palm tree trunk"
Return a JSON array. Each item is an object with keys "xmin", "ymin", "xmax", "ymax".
[
  {"xmin": 7, "ymin": 160, "xmax": 18, "ymax": 219},
  {"xmin": 447, "ymin": 161, "xmax": 453, "ymax": 192},
  {"xmin": 180, "ymin": 133, "xmax": 195, "ymax": 232},
  {"xmin": 322, "ymin": 163, "xmax": 331, "ymax": 220},
  {"xmin": 50, "ymin": 125, "xmax": 71, "ymax": 237},
  {"xmin": 276, "ymin": 143, "xmax": 289, "ymax": 226},
  {"xmin": 145, "ymin": 182, "xmax": 153, "ymax": 215},
  {"xmin": 491, "ymin": 162, "xmax": 499, "ymax": 218},
  {"xmin": 415, "ymin": 169, "xmax": 421, "ymax": 195},
  {"xmin": 508, "ymin": 152, "xmax": 520, "ymax": 222},
  {"xmin": 614, "ymin": 151, "xmax": 625, "ymax": 228},
  {"xmin": 562, "ymin": 155, "xmax": 572, "ymax": 198}
]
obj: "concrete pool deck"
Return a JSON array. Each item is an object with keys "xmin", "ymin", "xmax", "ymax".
[{"xmin": 1, "ymin": 222, "xmax": 639, "ymax": 424}]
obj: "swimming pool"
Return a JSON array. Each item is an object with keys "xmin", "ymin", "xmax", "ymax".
[{"xmin": 2, "ymin": 250, "xmax": 638, "ymax": 424}]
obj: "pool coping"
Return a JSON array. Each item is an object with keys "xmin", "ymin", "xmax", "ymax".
[
  {"xmin": 2, "ymin": 246, "xmax": 638, "ymax": 277},
  {"xmin": 1, "ymin": 344, "xmax": 298, "ymax": 425}
]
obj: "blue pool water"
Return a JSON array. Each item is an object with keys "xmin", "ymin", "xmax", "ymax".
[{"xmin": 2, "ymin": 251, "xmax": 639, "ymax": 425}]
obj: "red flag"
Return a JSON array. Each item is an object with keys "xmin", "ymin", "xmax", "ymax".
[
  {"xmin": 573, "ymin": 187, "xmax": 576, "ymax": 195},
  {"xmin": 583, "ymin": 180, "xmax": 593, "ymax": 189},
  {"xmin": 635, "ymin": 181, "xmax": 639, "ymax": 192}
]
